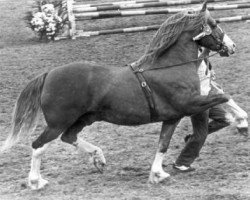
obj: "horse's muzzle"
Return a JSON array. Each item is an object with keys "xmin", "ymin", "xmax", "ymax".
[
  {"xmin": 219, "ymin": 46, "xmax": 230, "ymax": 57},
  {"xmin": 221, "ymin": 34, "xmax": 236, "ymax": 56},
  {"xmin": 237, "ymin": 127, "xmax": 248, "ymax": 136},
  {"xmin": 219, "ymin": 43, "xmax": 235, "ymax": 57},
  {"xmin": 227, "ymin": 43, "xmax": 236, "ymax": 55}
]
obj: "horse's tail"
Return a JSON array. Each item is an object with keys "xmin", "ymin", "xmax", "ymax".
[{"xmin": 1, "ymin": 72, "xmax": 48, "ymax": 152}]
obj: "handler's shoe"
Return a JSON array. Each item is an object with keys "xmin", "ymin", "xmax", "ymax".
[{"xmin": 173, "ymin": 163, "xmax": 195, "ymax": 172}]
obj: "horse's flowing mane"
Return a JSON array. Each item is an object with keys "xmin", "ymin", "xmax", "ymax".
[{"xmin": 133, "ymin": 10, "xmax": 207, "ymax": 67}]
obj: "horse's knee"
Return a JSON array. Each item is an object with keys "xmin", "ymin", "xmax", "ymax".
[{"xmin": 185, "ymin": 94, "xmax": 229, "ymax": 115}]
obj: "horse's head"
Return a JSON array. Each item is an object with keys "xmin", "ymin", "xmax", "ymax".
[{"xmin": 193, "ymin": 1, "xmax": 236, "ymax": 57}]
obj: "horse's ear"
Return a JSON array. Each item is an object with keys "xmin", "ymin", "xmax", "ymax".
[
  {"xmin": 200, "ymin": 0, "xmax": 207, "ymax": 12},
  {"xmin": 208, "ymin": 15, "xmax": 217, "ymax": 27}
]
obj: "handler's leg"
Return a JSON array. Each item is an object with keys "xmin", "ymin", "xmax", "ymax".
[
  {"xmin": 175, "ymin": 111, "xmax": 209, "ymax": 170},
  {"xmin": 208, "ymin": 104, "xmax": 232, "ymax": 134},
  {"xmin": 184, "ymin": 105, "xmax": 232, "ymax": 143},
  {"xmin": 149, "ymin": 119, "xmax": 180, "ymax": 183}
]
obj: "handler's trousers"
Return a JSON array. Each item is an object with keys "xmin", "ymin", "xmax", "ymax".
[
  {"xmin": 208, "ymin": 105, "xmax": 231, "ymax": 134},
  {"xmin": 175, "ymin": 104, "xmax": 230, "ymax": 166}
]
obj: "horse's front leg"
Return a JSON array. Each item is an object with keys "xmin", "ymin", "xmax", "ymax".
[
  {"xmin": 184, "ymin": 93, "xmax": 229, "ymax": 115},
  {"xmin": 149, "ymin": 119, "xmax": 180, "ymax": 184}
]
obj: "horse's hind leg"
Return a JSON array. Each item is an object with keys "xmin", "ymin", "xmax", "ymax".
[
  {"xmin": 149, "ymin": 119, "xmax": 180, "ymax": 184},
  {"xmin": 61, "ymin": 118, "xmax": 106, "ymax": 173},
  {"xmin": 29, "ymin": 127, "xmax": 61, "ymax": 190}
]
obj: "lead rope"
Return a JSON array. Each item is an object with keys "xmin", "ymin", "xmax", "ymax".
[{"xmin": 131, "ymin": 51, "xmax": 220, "ymax": 73}]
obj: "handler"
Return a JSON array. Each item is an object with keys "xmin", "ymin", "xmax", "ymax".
[{"xmin": 173, "ymin": 48, "xmax": 248, "ymax": 172}]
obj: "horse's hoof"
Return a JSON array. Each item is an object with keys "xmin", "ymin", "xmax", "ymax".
[
  {"xmin": 28, "ymin": 178, "xmax": 49, "ymax": 190},
  {"xmin": 148, "ymin": 171, "xmax": 170, "ymax": 184},
  {"xmin": 237, "ymin": 127, "xmax": 248, "ymax": 136},
  {"xmin": 93, "ymin": 158, "xmax": 106, "ymax": 174},
  {"xmin": 89, "ymin": 149, "xmax": 106, "ymax": 173}
]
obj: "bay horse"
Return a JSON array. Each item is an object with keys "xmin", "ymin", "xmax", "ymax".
[{"xmin": 1, "ymin": 2, "xmax": 236, "ymax": 189}]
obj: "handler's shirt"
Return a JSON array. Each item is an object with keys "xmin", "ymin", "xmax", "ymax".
[{"xmin": 197, "ymin": 60, "xmax": 211, "ymax": 96}]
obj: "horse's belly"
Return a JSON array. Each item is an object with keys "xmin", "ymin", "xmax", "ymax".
[{"xmin": 101, "ymin": 110, "xmax": 150, "ymax": 125}]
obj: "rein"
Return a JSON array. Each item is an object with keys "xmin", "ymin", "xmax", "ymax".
[{"xmin": 131, "ymin": 51, "xmax": 219, "ymax": 73}]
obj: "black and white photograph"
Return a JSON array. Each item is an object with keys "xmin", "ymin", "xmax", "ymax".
[{"xmin": 0, "ymin": 0, "xmax": 249, "ymax": 199}]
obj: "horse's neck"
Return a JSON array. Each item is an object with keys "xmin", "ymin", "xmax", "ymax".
[{"xmin": 149, "ymin": 33, "xmax": 198, "ymax": 69}]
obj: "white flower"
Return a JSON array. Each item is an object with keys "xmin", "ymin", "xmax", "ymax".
[
  {"xmin": 31, "ymin": 18, "xmax": 43, "ymax": 26},
  {"xmin": 29, "ymin": 4, "xmax": 63, "ymax": 39},
  {"xmin": 41, "ymin": 4, "xmax": 55, "ymax": 17},
  {"xmin": 33, "ymin": 12, "xmax": 44, "ymax": 19},
  {"xmin": 30, "ymin": 12, "xmax": 46, "ymax": 32}
]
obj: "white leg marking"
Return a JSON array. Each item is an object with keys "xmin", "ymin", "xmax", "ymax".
[
  {"xmin": 226, "ymin": 99, "xmax": 248, "ymax": 134},
  {"xmin": 28, "ymin": 143, "xmax": 49, "ymax": 190},
  {"xmin": 225, "ymin": 112, "xmax": 235, "ymax": 124},
  {"xmin": 74, "ymin": 138, "xmax": 100, "ymax": 153},
  {"xmin": 236, "ymin": 119, "xmax": 249, "ymax": 129},
  {"xmin": 149, "ymin": 152, "xmax": 170, "ymax": 184},
  {"xmin": 226, "ymin": 99, "xmax": 248, "ymax": 120},
  {"xmin": 74, "ymin": 138, "xmax": 106, "ymax": 172}
]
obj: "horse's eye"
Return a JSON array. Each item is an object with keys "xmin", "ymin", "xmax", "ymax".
[
  {"xmin": 210, "ymin": 21, "xmax": 217, "ymax": 28},
  {"xmin": 212, "ymin": 24, "xmax": 217, "ymax": 29}
]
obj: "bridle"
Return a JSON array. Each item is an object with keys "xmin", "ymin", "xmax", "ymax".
[{"xmin": 193, "ymin": 24, "xmax": 228, "ymax": 54}]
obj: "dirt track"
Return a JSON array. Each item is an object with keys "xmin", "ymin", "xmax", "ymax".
[{"xmin": 0, "ymin": 0, "xmax": 249, "ymax": 199}]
